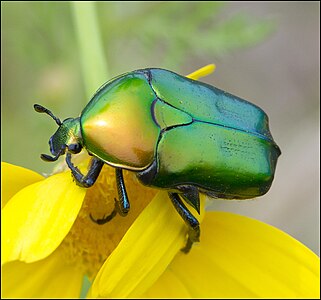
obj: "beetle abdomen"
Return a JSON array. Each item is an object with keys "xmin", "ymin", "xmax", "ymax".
[{"xmin": 138, "ymin": 121, "xmax": 280, "ymax": 199}]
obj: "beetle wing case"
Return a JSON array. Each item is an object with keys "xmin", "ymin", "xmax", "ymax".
[{"xmin": 137, "ymin": 68, "xmax": 281, "ymax": 199}]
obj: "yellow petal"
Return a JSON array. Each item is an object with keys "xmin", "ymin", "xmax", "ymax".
[
  {"xmin": 2, "ymin": 171, "xmax": 86, "ymax": 264},
  {"xmin": 144, "ymin": 211, "xmax": 320, "ymax": 298},
  {"xmin": 143, "ymin": 267, "xmax": 192, "ymax": 298},
  {"xmin": 88, "ymin": 192, "xmax": 206, "ymax": 298},
  {"xmin": 2, "ymin": 247, "xmax": 83, "ymax": 298},
  {"xmin": 186, "ymin": 64, "xmax": 216, "ymax": 80},
  {"xmin": 1, "ymin": 162, "xmax": 44, "ymax": 208}
]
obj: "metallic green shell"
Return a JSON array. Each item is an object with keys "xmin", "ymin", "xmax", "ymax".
[
  {"xmin": 138, "ymin": 68, "xmax": 281, "ymax": 198},
  {"xmin": 79, "ymin": 68, "xmax": 280, "ymax": 198},
  {"xmin": 80, "ymin": 72, "xmax": 160, "ymax": 170},
  {"xmin": 141, "ymin": 121, "xmax": 279, "ymax": 198},
  {"xmin": 149, "ymin": 69, "xmax": 274, "ymax": 142},
  {"xmin": 80, "ymin": 70, "xmax": 195, "ymax": 170}
]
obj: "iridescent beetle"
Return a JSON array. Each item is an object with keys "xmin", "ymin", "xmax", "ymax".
[{"xmin": 34, "ymin": 67, "xmax": 281, "ymax": 252}]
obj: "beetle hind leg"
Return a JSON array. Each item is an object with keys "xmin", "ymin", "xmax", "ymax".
[
  {"xmin": 177, "ymin": 185, "xmax": 200, "ymax": 214},
  {"xmin": 168, "ymin": 192, "xmax": 200, "ymax": 253}
]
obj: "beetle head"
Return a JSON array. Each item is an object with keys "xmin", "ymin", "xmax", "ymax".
[{"xmin": 34, "ymin": 104, "xmax": 83, "ymax": 162}]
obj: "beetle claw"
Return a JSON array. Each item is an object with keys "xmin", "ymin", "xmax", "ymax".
[{"xmin": 89, "ymin": 209, "xmax": 117, "ymax": 225}]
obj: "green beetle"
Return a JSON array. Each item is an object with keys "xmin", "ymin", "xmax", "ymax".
[{"xmin": 34, "ymin": 68, "xmax": 281, "ymax": 252}]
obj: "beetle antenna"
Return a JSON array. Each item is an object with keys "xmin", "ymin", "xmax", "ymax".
[{"xmin": 34, "ymin": 104, "xmax": 62, "ymax": 126}]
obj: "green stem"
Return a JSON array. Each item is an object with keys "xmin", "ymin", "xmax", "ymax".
[{"xmin": 71, "ymin": 2, "xmax": 110, "ymax": 100}]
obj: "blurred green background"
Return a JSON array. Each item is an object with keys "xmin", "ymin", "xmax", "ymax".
[{"xmin": 2, "ymin": 2, "xmax": 319, "ymax": 255}]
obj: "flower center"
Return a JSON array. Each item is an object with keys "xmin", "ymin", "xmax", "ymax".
[{"xmin": 59, "ymin": 164, "xmax": 157, "ymax": 280}]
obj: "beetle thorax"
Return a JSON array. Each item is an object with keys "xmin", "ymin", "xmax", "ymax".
[{"xmin": 80, "ymin": 73, "xmax": 160, "ymax": 170}]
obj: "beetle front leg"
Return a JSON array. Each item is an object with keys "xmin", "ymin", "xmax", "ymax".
[
  {"xmin": 114, "ymin": 168, "xmax": 130, "ymax": 216},
  {"xmin": 168, "ymin": 192, "xmax": 200, "ymax": 253},
  {"xmin": 66, "ymin": 153, "xmax": 104, "ymax": 188}
]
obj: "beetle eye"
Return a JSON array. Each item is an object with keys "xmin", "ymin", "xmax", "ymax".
[{"xmin": 68, "ymin": 143, "xmax": 82, "ymax": 154}]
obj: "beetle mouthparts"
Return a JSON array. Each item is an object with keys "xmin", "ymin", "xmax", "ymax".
[{"xmin": 41, "ymin": 153, "xmax": 60, "ymax": 162}]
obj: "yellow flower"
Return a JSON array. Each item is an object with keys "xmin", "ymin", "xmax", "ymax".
[
  {"xmin": 2, "ymin": 65, "xmax": 320, "ymax": 298},
  {"xmin": 2, "ymin": 160, "xmax": 320, "ymax": 298}
]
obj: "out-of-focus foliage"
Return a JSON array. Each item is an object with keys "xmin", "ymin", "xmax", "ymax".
[
  {"xmin": 96, "ymin": 2, "xmax": 275, "ymax": 69},
  {"xmin": 2, "ymin": 1, "xmax": 274, "ymax": 174}
]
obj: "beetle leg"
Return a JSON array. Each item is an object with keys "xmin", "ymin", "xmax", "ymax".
[
  {"xmin": 89, "ymin": 168, "xmax": 130, "ymax": 224},
  {"xmin": 177, "ymin": 185, "xmax": 200, "ymax": 214},
  {"xmin": 89, "ymin": 168, "xmax": 130, "ymax": 223},
  {"xmin": 114, "ymin": 168, "xmax": 130, "ymax": 216},
  {"xmin": 66, "ymin": 153, "xmax": 104, "ymax": 188},
  {"xmin": 89, "ymin": 209, "xmax": 117, "ymax": 225},
  {"xmin": 168, "ymin": 192, "xmax": 200, "ymax": 253}
]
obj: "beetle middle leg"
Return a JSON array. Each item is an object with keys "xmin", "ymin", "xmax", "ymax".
[
  {"xmin": 168, "ymin": 192, "xmax": 200, "ymax": 253},
  {"xmin": 114, "ymin": 168, "xmax": 130, "ymax": 216},
  {"xmin": 90, "ymin": 168, "xmax": 130, "ymax": 225},
  {"xmin": 89, "ymin": 168, "xmax": 130, "ymax": 225}
]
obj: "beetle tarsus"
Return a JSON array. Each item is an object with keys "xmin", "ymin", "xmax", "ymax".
[
  {"xmin": 168, "ymin": 192, "xmax": 200, "ymax": 253},
  {"xmin": 89, "ymin": 209, "xmax": 117, "ymax": 225},
  {"xmin": 181, "ymin": 224, "xmax": 200, "ymax": 253}
]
